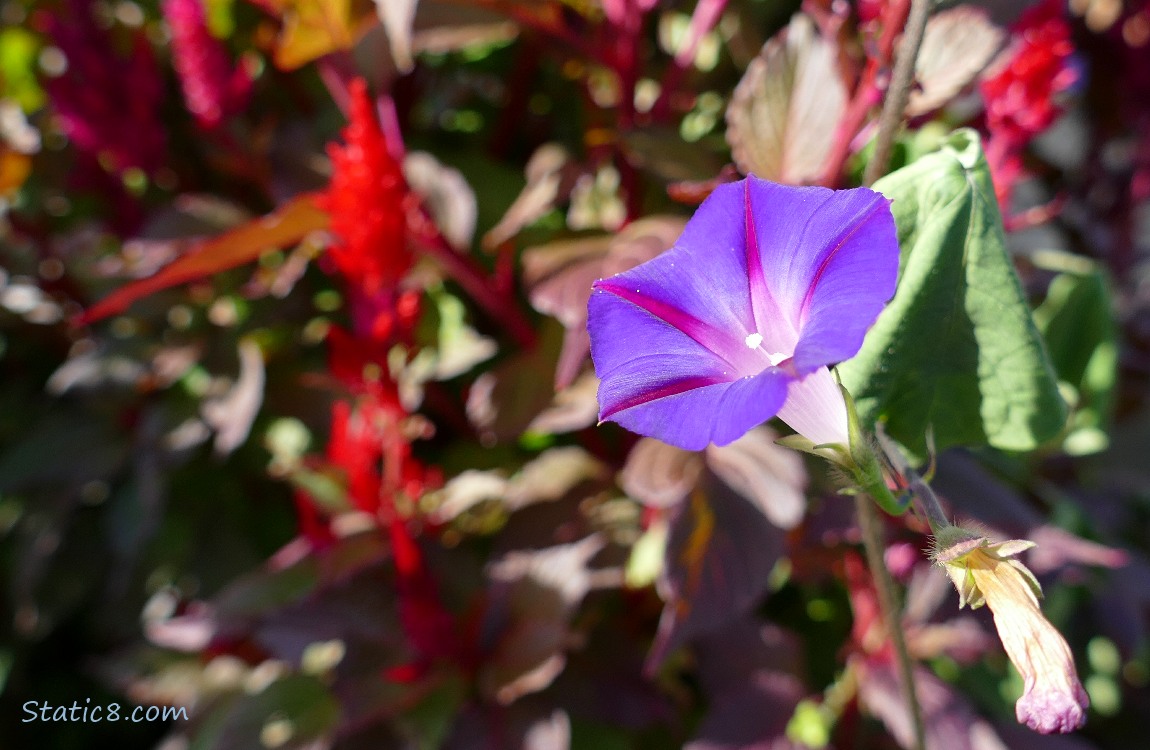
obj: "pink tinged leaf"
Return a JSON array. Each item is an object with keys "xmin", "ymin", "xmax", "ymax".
[
  {"xmin": 725, "ymin": 13, "xmax": 847, "ymax": 185},
  {"xmin": 909, "ymin": 6, "xmax": 1006, "ymax": 117},
  {"xmin": 403, "ymin": 150, "xmax": 477, "ymax": 251},
  {"xmin": 706, "ymin": 425, "xmax": 807, "ymax": 528},
  {"xmin": 201, "ymin": 338, "xmax": 266, "ymax": 456},
  {"xmin": 858, "ymin": 658, "xmax": 1012, "ymax": 750},
  {"xmin": 620, "ymin": 438, "xmax": 706, "ymax": 509}
]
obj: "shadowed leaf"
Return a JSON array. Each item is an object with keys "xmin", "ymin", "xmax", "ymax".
[
  {"xmin": 649, "ymin": 474, "xmax": 786, "ymax": 667},
  {"xmin": 478, "ymin": 537, "xmax": 604, "ymax": 704},
  {"xmin": 687, "ymin": 619, "xmax": 805, "ymax": 750},
  {"xmin": 858, "ymin": 659, "xmax": 1010, "ymax": 750},
  {"xmin": 838, "ymin": 130, "xmax": 1066, "ymax": 457}
]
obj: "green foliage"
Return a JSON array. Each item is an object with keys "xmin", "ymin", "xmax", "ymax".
[
  {"xmin": 838, "ymin": 130, "xmax": 1067, "ymax": 458},
  {"xmin": 1032, "ymin": 261, "xmax": 1118, "ymax": 455}
]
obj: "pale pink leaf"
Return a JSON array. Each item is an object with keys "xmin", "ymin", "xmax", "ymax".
[{"xmin": 725, "ymin": 13, "xmax": 846, "ymax": 184}]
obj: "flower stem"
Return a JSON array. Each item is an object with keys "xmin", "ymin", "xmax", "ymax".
[
  {"xmin": 874, "ymin": 424, "xmax": 950, "ymax": 534},
  {"xmin": 854, "ymin": 3, "xmax": 935, "ymax": 747},
  {"xmin": 855, "ymin": 493, "xmax": 927, "ymax": 750},
  {"xmin": 862, "ymin": 0, "xmax": 934, "ymax": 187}
]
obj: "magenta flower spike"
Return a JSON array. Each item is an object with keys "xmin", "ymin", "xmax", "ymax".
[{"xmin": 588, "ymin": 176, "xmax": 898, "ymax": 451}]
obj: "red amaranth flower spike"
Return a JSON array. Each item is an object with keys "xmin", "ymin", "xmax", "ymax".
[
  {"xmin": 321, "ymin": 79, "xmax": 414, "ymax": 342},
  {"xmin": 163, "ymin": 0, "xmax": 252, "ymax": 130},
  {"xmin": 981, "ymin": 0, "xmax": 1077, "ymax": 146},
  {"xmin": 979, "ymin": 0, "xmax": 1077, "ymax": 212}
]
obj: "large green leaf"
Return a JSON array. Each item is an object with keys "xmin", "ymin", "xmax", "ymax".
[{"xmin": 837, "ymin": 130, "xmax": 1066, "ymax": 457}]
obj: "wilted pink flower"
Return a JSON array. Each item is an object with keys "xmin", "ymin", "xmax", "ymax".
[
  {"xmin": 934, "ymin": 529, "xmax": 1089, "ymax": 734},
  {"xmin": 39, "ymin": 0, "xmax": 166, "ymax": 175},
  {"xmin": 162, "ymin": 0, "xmax": 252, "ymax": 130}
]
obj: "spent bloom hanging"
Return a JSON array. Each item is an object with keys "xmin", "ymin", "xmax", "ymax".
[
  {"xmin": 933, "ymin": 527, "xmax": 1089, "ymax": 734},
  {"xmin": 587, "ymin": 176, "xmax": 898, "ymax": 451}
]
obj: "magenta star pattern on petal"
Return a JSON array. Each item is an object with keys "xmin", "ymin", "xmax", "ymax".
[{"xmin": 587, "ymin": 176, "xmax": 898, "ymax": 451}]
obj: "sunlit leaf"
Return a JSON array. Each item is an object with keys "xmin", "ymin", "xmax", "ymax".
[
  {"xmin": 908, "ymin": 6, "xmax": 1005, "ymax": 117},
  {"xmin": 201, "ymin": 339, "xmax": 266, "ymax": 456},
  {"xmin": 620, "ymin": 438, "xmax": 704, "ymax": 510},
  {"xmin": 483, "ymin": 144, "xmax": 578, "ymax": 251},
  {"xmin": 838, "ymin": 130, "xmax": 1066, "ymax": 457},
  {"xmin": 724, "ymin": 13, "xmax": 846, "ymax": 185},
  {"xmin": 263, "ymin": 0, "xmax": 369, "ymax": 71},
  {"xmin": 79, "ymin": 193, "xmax": 329, "ymax": 324}
]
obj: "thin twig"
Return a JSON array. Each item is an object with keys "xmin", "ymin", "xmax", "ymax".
[
  {"xmin": 862, "ymin": 0, "xmax": 934, "ymax": 187},
  {"xmin": 854, "ymin": 2, "xmax": 935, "ymax": 748},
  {"xmin": 856, "ymin": 494, "xmax": 927, "ymax": 750}
]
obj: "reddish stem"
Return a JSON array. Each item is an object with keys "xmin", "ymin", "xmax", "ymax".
[{"xmin": 407, "ymin": 205, "xmax": 537, "ymax": 350}]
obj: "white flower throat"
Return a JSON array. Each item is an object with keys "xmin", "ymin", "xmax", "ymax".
[{"xmin": 744, "ymin": 332, "xmax": 787, "ymax": 365}]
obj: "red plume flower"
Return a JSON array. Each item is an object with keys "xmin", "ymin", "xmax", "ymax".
[{"xmin": 321, "ymin": 79, "xmax": 415, "ymax": 342}]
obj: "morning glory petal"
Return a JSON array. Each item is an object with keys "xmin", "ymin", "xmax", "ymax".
[
  {"xmin": 590, "ymin": 284, "xmax": 735, "ymax": 407},
  {"xmin": 747, "ymin": 179, "xmax": 896, "ymax": 372},
  {"xmin": 587, "ymin": 176, "xmax": 899, "ymax": 450},
  {"xmin": 597, "ymin": 185, "xmax": 762, "ymax": 371},
  {"xmin": 789, "ymin": 190, "xmax": 898, "ymax": 373},
  {"xmin": 605, "ymin": 368, "xmax": 790, "ymax": 451}
]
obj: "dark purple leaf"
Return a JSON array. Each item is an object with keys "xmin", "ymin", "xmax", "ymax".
[
  {"xmin": 648, "ymin": 473, "xmax": 786, "ymax": 667},
  {"xmin": 477, "ymin": 537, "xmax": 604, "ymax": 704},
  {"xmin": 687, "ymin": 620, "xmax": 805, "ymax": 750}
]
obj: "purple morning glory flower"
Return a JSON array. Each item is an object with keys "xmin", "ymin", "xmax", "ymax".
[{"xmin": 587, "ymin": 176, "xmax": 898, "ymax": 451}]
